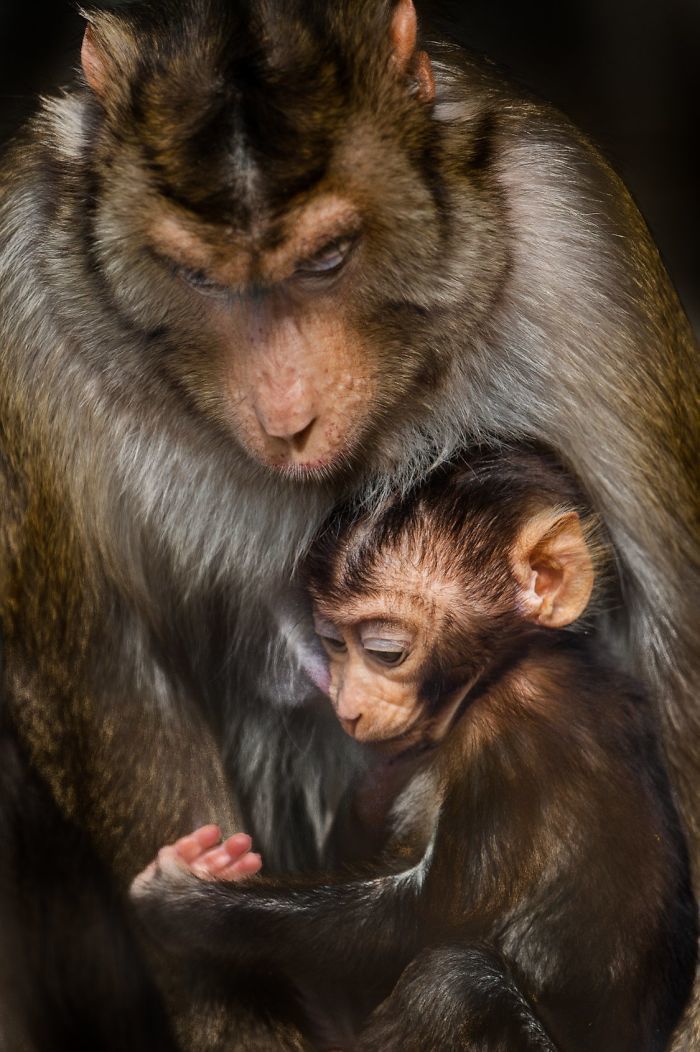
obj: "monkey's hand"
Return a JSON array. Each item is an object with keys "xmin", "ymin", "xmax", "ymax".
[
  {"xmin": 129, "ymin": 824, "xmax": 266, "ymax": 956},
  {"xmin": 131, "ymin": 823, "xmax": 262, "ymax": 896},
  {"xmin": 130, "ymin": 822, "xmax": 420, "ymax": 978}
]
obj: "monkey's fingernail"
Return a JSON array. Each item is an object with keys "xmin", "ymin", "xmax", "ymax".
[
  {"xmin": 224, "ymin": 833, "xmax": 252, "ymax": 853},
  {"xmin": 239, "ymin": 853, "xmax": 262, "ymax": 870}
]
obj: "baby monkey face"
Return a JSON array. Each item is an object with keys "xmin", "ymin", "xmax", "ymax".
[
  {"xmin": 312, "ymin": 552, "xmax": 473, "ymax": 750},
  {"xmin": 309, "ymin": 495, "xmax": 596, "ymax": 752}
]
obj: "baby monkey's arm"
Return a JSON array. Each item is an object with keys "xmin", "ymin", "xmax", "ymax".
[{"xmin": 131, "ymin": 818, "xmax": 430, "ymax": 984}]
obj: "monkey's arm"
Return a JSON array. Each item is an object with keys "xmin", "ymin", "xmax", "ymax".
[{"xmin": 131, "ymin": 847, "xmax": 432, "ymax": 983}]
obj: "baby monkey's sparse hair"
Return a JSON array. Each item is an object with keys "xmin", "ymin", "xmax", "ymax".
[
  {"xmin": 308, "ymin": 446, "xmax": 606, "ymax": 601},
  {"xmin": 303, "ymin": 447, "xmax": 608, "ymax": 746}
]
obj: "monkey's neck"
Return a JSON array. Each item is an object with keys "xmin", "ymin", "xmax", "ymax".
[{"xmin": 330, "ymin": 751, "xmax": 427, "ymax": 868}]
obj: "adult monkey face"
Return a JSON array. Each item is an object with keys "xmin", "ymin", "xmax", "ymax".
[{"xmin": 80, "ymin": 0, "xmax": 505, "ymax": 478}]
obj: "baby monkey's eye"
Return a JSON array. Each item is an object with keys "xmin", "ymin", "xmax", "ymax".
[
  {"xmin": 362, "ymin": 639, "xmax": 408, "ymax": 667},
  {"xmin": 313, "ymin": 615, "xmax": 347, "ymax": 656},
  {"xmin": 320, "ymin": 635, "xmax": 347, "ymax": 655}
]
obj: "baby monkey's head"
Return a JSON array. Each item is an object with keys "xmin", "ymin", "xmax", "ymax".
[{"xmin": 304, "ymin": 449, "xmax": 603, "ymax": 753}]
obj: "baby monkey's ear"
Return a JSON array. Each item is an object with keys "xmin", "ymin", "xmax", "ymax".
[{"xmin": 511, "ymin": 509, "xmax": 594, "ymax": 628}]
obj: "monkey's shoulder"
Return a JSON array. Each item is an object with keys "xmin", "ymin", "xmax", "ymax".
[{"xmin": 438, "ymin": 637, "xmax": 687, "ymax": 881}]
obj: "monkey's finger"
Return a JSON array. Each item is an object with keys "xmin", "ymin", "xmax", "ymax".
[
  {"xmin": 216, "ymin": 852, "xmax": 262, "ymax": 881},
  {"xmin": 221, "ymin": 832, "xmax": 254, "ymax": 860},
  {"xmin": 192, "ymin": 834, "xmax": 254, "ymax": 876},
  {"xmin": 172, "ymin": 824, "xmax": 222, "ymax": 863}
]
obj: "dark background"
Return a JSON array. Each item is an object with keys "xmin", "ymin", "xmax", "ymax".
[{"xmin": 1, "ymin": 0, "xmax": 698, "ymax": 329}]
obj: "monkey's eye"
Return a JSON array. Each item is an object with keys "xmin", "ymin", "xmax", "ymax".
[
  {"xmin": 175, "ymin": 264, "xmax": 229, "ymax": 298},
  {"xmin": 295, "ymin": 236, "xmax": 356, "ymax": 278},
  {"xmin": 320, "ymin": 635, "xmax": 348, "ymax": 656},
  {"xmin": 313, "ymin": 614, "xmax": 348, "ymax": 656},
  {"xmin": 362, "ymin": 639, "xmax": 408, "ymax": 667}
]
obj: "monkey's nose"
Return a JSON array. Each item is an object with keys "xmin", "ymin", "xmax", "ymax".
[
  {"xmin": 252, "ymin": 382, "xmax": 317, "ymax": 443},
  {"xmin": 256, "ymin": 409, "xmax": 318, "ymax": 454}
]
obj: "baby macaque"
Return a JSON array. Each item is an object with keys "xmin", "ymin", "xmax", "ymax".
[{"xmin": 132, "ymin": 450, "xmax": 697, "ymax": 1052}]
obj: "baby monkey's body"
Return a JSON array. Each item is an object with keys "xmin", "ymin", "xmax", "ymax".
[{"xmin": 133, "ymin": 449, "xmax": 697, "ymax": 1052}]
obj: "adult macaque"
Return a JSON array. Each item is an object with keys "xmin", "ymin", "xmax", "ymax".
[
  {"xmin": 132, "ymin": 450, "xmax": 697, "ymax": 1052},
  {"xmin": 0, "ymin": 0, "xmax": 697, "ymax": 1047}
]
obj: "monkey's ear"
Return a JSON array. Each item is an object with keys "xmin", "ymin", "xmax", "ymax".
[
  {"xmin": 512, "ymin": 510, "xmax": 594, "ymax": 629},
  {"xmin": 390, "ymin": 0, "xmax": 436, "ymax": 104},
  {"xmin": 81, "ymin": 25, "xmax": 105, "ymax": 94},
  {"xmin": 80, "ymin": 14, "xmax": 137, "ymax": 100}
]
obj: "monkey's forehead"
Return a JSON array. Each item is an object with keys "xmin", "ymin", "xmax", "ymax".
[
  {"xmin": 316, "ymin": 550, "xmax": 470, "ymax": 625},
  {"xmin": 136, "ymin": 111, "xmax": 421, "ymax": 251},
  {"xmin": 117, "ymin": 4, "xmax": 416, "ymax": 229}
]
